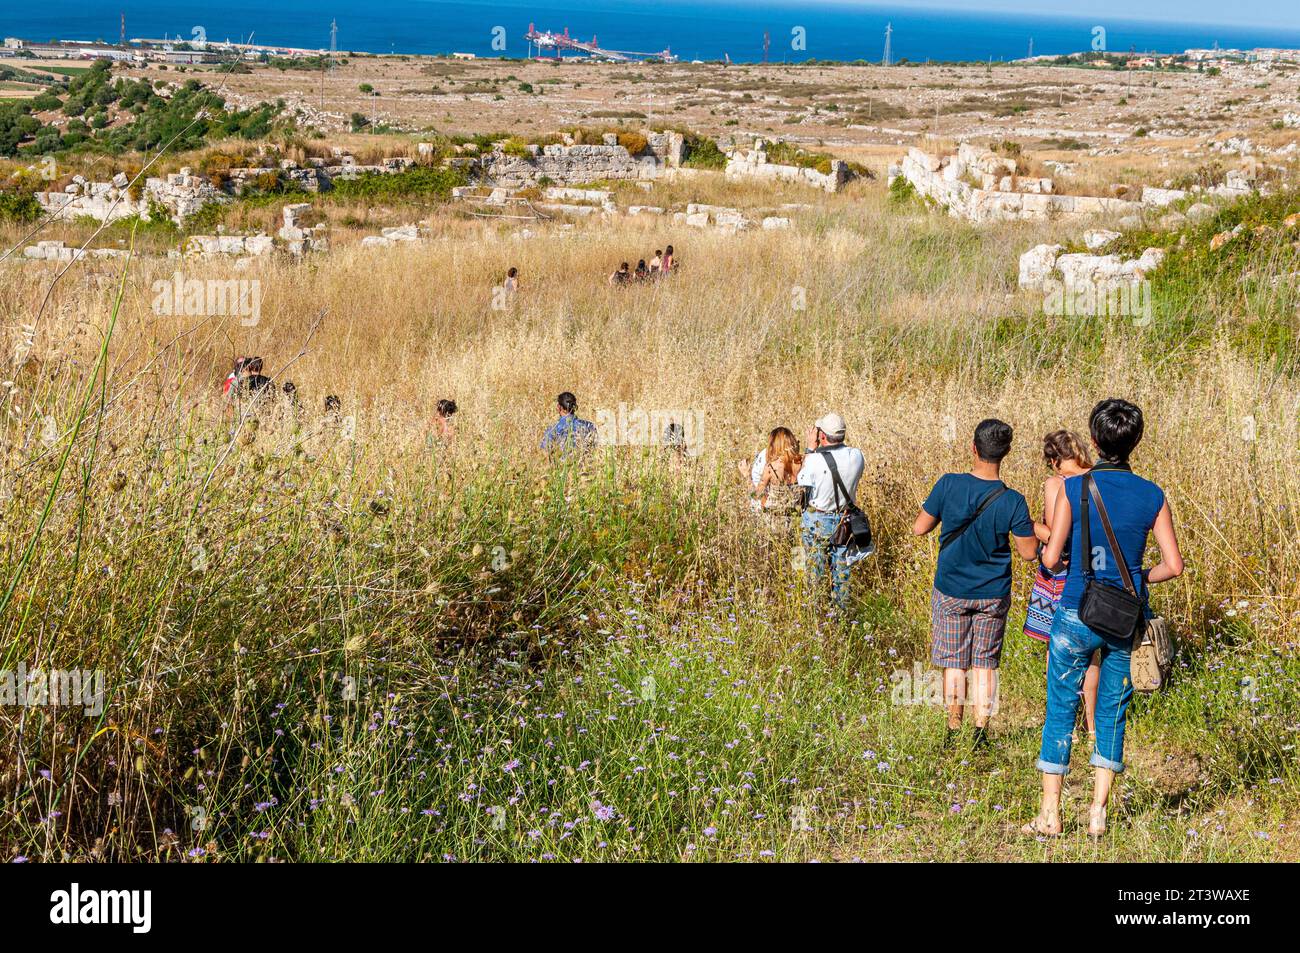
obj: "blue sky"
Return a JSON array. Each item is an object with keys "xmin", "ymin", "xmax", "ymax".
[{"xmin": 805, "ymin": 1, "xmax": 1300, "ymax": 30}]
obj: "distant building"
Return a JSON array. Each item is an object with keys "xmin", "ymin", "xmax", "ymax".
[
  {"xmin": 3, "ymin": 37, "xmax": 24, "ymax": 49},
  {"xmin": 162, "ymin": 49, "xmax": 219, "ymax": 64},
  {"xmin": 451, "ymin": 52, "xmax": 476, "ymax": 60}
]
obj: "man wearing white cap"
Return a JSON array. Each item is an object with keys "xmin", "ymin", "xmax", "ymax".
[{"xmin": 797, "ymin": 412, "xmax": 866, "ymax": 610}]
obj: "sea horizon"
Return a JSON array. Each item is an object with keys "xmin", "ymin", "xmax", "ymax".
[{"xmin": 5, "ymin": 1, "xmax": 1300, "ymax": 64}]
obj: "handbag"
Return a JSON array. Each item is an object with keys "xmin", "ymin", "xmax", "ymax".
[
  {"xmin": 1076, "ymin": 474, "xmax": 1173, "ymax": 691},
  {"xmin": 1131, "ymin": 616, "xmax": 1174, "ymax": 693},
  {"xmin": 819, "ymin": 448, "xmax": 874, "ymax": 561}
]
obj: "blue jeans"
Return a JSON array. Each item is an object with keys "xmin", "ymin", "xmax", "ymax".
[
  {"xmin": 1037, "ymin": 607, "xmax": 1134, "ymax": 775},
  {"xmin": 801, "ymin": 510, "xmax": 851, "ymax": 609}
]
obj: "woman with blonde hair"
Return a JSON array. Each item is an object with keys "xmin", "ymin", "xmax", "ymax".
[{"xmin": 752, "ymin": 427, "xmax": 803, "ymax": 519}]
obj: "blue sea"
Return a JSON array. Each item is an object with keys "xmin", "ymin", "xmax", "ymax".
[{"xmin": 4, "ymin": 1, "xmax": 1300, "ymax": 63}]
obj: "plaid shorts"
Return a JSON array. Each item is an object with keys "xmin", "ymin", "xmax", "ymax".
[{"xmin": 930, "ymin": 587, "xmax": 1013, "ymax": 669}]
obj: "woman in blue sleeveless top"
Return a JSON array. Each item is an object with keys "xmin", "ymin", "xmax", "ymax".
[{"xmin": 1023, "ymin": 400, "xmax": 1184, "ymax": 839}]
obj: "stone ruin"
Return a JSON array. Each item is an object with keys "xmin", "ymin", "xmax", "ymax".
[
  {"xmin": 1018, "ymin": 240, "xmax": 1167, "ymax": 291},
  {"xmin": 724, "ymin": 139, "xmax": 851, "ymax": 194},
  {"xmin": 894, "ymin": 143, "xmax": 1269, "ymax": 227},
  {"xmin": 277, "ymin": 203, "xmax": 328, "ymax": 256},
  {"xmin": 22, "ymin": 240, "xmax": 130, "ymax": 263},
  {"xmin": 474, "ymin": 131, "xmax": 685, "ymax": 189},
  {"xmin": 892, "ymin": 144, "xmax": 1142, "ymax": 224},
  {"xmin": 33, "ymin": 150, "xmax": 417, "ymax": 228}
]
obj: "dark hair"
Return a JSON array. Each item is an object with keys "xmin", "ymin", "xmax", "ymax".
[
  {"xmin": 507, "ymin": 267, "xmax": 517, "ymax": 278},
  {"xmin": 620, "ymin": 262, "xmax": 629, "ymax": 270},
  {"xmin": 436, "ymin": 398, "xmax": 458, "ymax": 418},
  {"xmin": 665, "ymin": 245, "xmax": 673, "ymax": 254},
  {"xmin": 282, "ymin": 381, "xmax": 296, "ymax": 396},
  {"xmin": 324, "ymin": 395, "xmax": 341, "ymax": 412},
  {"xmin": 655, "ymin": 249, "xmax": 662, "ymax": 256},
  {"xmin": 973, "ymin": 418, "xmax": 1014, "ymax": 463},
  {"xmin": 636, "ymin": 259, "xmax": 647, "ymax": 270},
  {"xmin": 1042, "ymin": 429, "xmax": 1091, "ymax": 470},
  {"xmin": 245, "ymin": 356, "xmax": 263, "ymax": 374},
  {"xmin": 1089, "ymin": 398, "xmax": 1144, "ymax": 464},
  {"xmin": 557, "ymin": 392, "xmax": 578, "ymax": 414}
]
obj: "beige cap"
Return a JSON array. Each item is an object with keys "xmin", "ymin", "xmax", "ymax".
[{"xmin": 814, "ymin": 412, "xmax": 846, "ymax": 440}]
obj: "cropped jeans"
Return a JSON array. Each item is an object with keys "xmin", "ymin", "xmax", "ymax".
[
  {"xmin": 801, "ymin": 510, "xmax": 851, "ymax": 609},
  {"xmin": 1037, "ymin": 607, "xmax": 1135, "ymax": 775}
]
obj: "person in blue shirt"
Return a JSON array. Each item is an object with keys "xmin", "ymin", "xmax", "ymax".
[
  {"xmin": 1024, "ymin": 399, "xmax": 1183, "ymax": 840},
  {"xmin": 540, "ymin": 391, "xmax": 598, "ymax": 454},
  {"xmin": 913, "ymin": 419, "xmax": 1039, "ymax": 746}
]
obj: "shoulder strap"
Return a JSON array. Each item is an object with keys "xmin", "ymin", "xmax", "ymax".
[
  {"xmin": 818, "ymin": 447, "xmax": 855, "ymax": 511},
  {"xmin": 1083, "ymin": 474, "xmax": 1138, "ymax": 596},
  {"xmin": 939, "ymin": 483, "xmax": 1008, "ymax": 552}
]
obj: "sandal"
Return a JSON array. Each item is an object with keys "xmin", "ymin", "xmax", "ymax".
[{"xmin": 1020, "ymin": 813, "xmax": 1062, "ymax": 838}]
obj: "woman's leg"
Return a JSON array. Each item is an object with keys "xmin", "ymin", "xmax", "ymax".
[
  {"xmin": 1038, "ymin": 611, "xmax": 1095, "ymax": 775},
  {"xmin": 1090, "ymin": 635, "xmax": 1134, "ymax": 823},
  {"xmin": 1082, "ymin": 651, "xmax": 1101, "ymax": 736}
]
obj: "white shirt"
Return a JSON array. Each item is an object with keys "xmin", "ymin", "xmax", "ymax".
[
  {"xmin": 749, "ymin": 449, "xmax": 768, "ymax": 487},
  {"xmin": 797, "ymin": 444, "xmax": 865, "ymax": 511}
]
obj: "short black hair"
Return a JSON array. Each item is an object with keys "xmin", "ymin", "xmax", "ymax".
[
  {"xmin": 973, "ymin": 418, "xmax": 1014, "ymax": 463},
  {"xmin": 507, "ymin": 267, "xmax": 517, "ymax": 278},
  {"xmin": 557, "ymin": 392, "xmax": 577, "ymax": 414},
  {"xmin": 1089, "ymin": 398, "xmax": 1144, "ymax": 464},
  {"xmin": 324, "ymin": 395, "xmax": 341, "ymax": 412},
  {"xmin": 436, "ymin": 398, "xmax": 457, "ymax": 417}
]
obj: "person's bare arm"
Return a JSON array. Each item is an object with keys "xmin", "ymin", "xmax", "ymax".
[
  {"xmin": 1041, "ymin": 489, "xmax": 1072, "ymax": 573},
  {"xmin": 913, "ymin": 509, "xmax": 939, "ymax": 536},
  {"xmin": 1034, "ymin": 476, "xmax": 1060, "ymax": 542},
  {"xmin": 1013, "ymin": 532, "xmax": 1039, "ymax": 561},
  {"xmin": 1145, "ymin": 500, "xmax": 1184, "ymax": 584}
]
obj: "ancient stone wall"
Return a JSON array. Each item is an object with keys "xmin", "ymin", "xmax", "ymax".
[
  {"xmin": 893, "ymin": 145, "xmax": 1143, "ymax": 224},
  {"xmin": 724, "ymin": 139, "xmax": 850, "ymax": 193}
]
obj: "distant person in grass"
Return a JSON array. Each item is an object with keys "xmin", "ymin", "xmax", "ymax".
[
  {"xmin": 609, "ymin": 262, "xmax": 631, "ymax": 285},
  {"xmin": 650, "ymin": 249, "xmax": 663, "ymax": 274},
  {"xmin": 662, "ymin": 245, "xmax": 675, "ymax": 273},
  {"xmin": 433, "ymin": 398, "xmax": 458, "ymax": 442},
  {"xmin": 1025, "ymin": 399, "xmax": 1183, "ymax": 839},
  {"xmin": 540, "ymin": 391, "xmax": 598, "ymax": 455},
  {"xmin": 504, "ymin": 267, "xmax": 519, "ymax": 294},
  {"xmin": 913, "ymin": 418, "xmax": 1039, "ymax": 747},
  {"xmin": 797, "ymin": 413, "xmax": 864, "ymax": 612},
  {"xmin": 635, "ymin": 259, "xmax": 649, "ymax": 281}
]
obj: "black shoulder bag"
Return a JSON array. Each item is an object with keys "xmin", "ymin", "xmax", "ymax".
[
  {"xmin": 1077, "ymin": 474, "xmax": 1144, "ymax": 640},
  {"xmin": 820, "ymin": 449, "xmax": 873, "ymax": 552},
  {"xmin": 937, "ymin": 483, "xmax": 1008, "ymax": 552}
]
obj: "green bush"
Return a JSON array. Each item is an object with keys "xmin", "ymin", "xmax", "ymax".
[
  {"xmin": 330, "ymin": 165, "xmax": 468, "ymax": 201},
  {"xmin": 0, "ymin": 189, "xmax": 42, "ymax": 223}
]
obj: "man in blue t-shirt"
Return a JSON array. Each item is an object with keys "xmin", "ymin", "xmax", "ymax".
[
  {"xmin": 913, "ymin": 418, "xmax": 1040, "ymax": 745},
  {"xmin": 540, "ymin": 391, "xmax": 598, "ymax": 455}
]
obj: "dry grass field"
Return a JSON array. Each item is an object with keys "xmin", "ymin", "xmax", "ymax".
[{"xmin": 1, "ymin": 52, "xmax": 1299, "ymax": 862}]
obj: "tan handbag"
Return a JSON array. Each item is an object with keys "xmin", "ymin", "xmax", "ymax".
[{"xmin": 1131, "ymin": 616, "xmax": 1174, "ymax": 693}]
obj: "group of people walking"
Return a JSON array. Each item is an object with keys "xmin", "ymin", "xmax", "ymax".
[
  {"xmin": 744, "ymin": 399, "xmax": 1184, "ymax": 838},
  {"xmin": 609, "ymin": 245, "xmax": 676, "ymax": 285}
]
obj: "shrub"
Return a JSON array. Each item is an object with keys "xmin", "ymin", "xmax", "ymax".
[
  {"xmin": 0, "ymin": 189, "xmax": 42, "ymax": 222},
  {"xmin": 330, "ymin": 164, "xmax": 467, "ymax": 201},
  {"xmin": 616, "ymin": 132, "xmax": 648, "ymax": 156}
]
